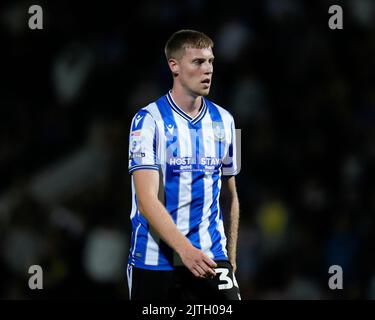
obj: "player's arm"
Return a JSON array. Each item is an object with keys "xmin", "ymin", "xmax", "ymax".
[
  {"xmin": 133, "ymin": 169, "xmax": 217, "ymax": 278},
  {"xmin": 221, "ymin": 175, "xmax": 240, "ymax": 273}
]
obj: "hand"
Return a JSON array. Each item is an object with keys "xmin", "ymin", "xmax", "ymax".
[
  {"xmin": 230, "ymin": 260, "xmax": 237, "ymax": 274},
  {"xmin": 179, "ymin": 245, "xmax": 217, "ymax": 278}
]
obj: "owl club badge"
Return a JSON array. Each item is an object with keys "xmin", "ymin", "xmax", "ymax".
[{"xmin": 213, "ymin": 122, "xmax": 225, "ymax": 141}]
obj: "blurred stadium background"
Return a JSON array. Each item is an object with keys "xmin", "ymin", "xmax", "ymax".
[{"xmin": 1, "ymin": 0, "xmax": 375, "ymax": 299}]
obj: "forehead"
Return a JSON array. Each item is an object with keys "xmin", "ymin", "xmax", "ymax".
[{"xmin": 182, "ymin": 47, "xmax": 214, "ymax": 60}]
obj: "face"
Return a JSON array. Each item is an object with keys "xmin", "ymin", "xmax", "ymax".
[{"xmin": 169, "ymin": 47, "xmax": 214, "ymax": 97}]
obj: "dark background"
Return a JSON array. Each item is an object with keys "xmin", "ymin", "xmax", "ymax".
[{"xmin": 1, "ymin": 0, "xmax": 375, "ymax": 299}]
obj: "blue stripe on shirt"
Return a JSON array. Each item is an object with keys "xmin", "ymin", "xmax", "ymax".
[
  {"xmin": 155, "ymin": 96, "xmax": 180, "ymax": 266},
  {"xmin": 206, "ymin": 99, "xmax": 228, "ymax": 259}
]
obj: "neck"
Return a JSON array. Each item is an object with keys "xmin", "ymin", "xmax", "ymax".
[{"xmin": 170, "ymin": 85, "xmax": 202, "ymax": 118}]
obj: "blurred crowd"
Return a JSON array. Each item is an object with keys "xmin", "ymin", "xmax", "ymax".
[{"xmin": 1, "ymin": 0, "xmax": 375, "ymax": 299}]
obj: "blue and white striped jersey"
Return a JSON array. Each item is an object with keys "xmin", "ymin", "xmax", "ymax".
[{"xmin": 128, "ymin": 91, "xmax": 239, "ymax": 270}]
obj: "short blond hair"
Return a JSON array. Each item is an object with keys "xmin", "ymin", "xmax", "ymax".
[{"xmin": 164, "ymin": 29, "xmax": 214, "ymax": 60}]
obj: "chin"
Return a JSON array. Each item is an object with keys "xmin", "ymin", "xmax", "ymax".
[
  {"xmin": 198, "ymin": 88, "xmax": 210, "ymax": 96},
  {"xmin": 190, "ymin": 87, "xmax": 210, "ymax": 97}
]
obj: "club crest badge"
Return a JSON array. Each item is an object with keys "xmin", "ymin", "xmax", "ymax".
[{"xmin": 213, "ymin": 122, "xmax": 225, "ymax": 141}]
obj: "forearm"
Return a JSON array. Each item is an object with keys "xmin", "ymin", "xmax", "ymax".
[
  {"xmin": 138, "ymin": 197, "xmax": 193, "ymax": 256},
  {"xmin": 220, "ymin": 176, "xmax": 240, "ymax": 269},
  {"xmin": 225, "ymin": 194, "xmax": 240, "ymax": 264}
]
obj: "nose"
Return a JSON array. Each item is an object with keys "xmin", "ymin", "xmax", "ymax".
[{"xmin": 204, "ymin": 61, "xmax": 213, "ymax": 74}]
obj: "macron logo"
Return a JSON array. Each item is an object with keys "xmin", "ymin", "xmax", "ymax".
[{"xmin": 134, "ymin": 115, "xmax": 143, "ymax": 127}]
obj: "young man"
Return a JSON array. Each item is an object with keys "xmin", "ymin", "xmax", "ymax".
[{"xmin": 127, "ymin": 30, "xmax": 241, "ymax": 300}]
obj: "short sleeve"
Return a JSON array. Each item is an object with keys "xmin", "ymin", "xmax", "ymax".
[
  {"xmin": 128, "ymin": 110, "xmax": 160, "ymax": 174},
  {"xmin": 222, "ymin": 117, "xmax": 239, "ymax": 176}
]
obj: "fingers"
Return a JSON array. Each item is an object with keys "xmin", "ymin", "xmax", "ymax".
[
  {"xmin": 182, "ymin": 247, "xmax": 218, "ymax": 278},
  {"xmin": 194, "ymin": 265, "xmax": 207, "ymax": 278},
  {"xmin": 202, "ymin": 255, "xmax": 217, "ymax": 268},
  {"xmin": 191, "ymin": 268, "xmax": 201, "ymax": 278},
  {"xmin": 202, "ymin": 255, "xmax": 217, "ymax": 277},
  {"xmin": 202, "ymin": 264, "xmax": 216, "ymax": 278},
  {"xmin": 196, "ymin": 264, "xmax": 216, "ymax": 278},
  {"xmin": 189, "ymin": 261, "xmax": 215, "ymax": 278},
  {"xmin": 191, "ymin": 257, "xmax": 216, "ymax": 278},
  {"xmin": 198, "ymin": 253, "xmax": 217, "ymax": 277}
]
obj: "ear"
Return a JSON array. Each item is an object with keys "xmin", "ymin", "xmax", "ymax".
[{"xmin": 168, "ymin": 58, "xmax": 179, "ymax": 77}]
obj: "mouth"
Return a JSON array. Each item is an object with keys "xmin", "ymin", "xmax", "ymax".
[{"xmin": 201, "ymin": 78, "xmax": 211, "ymax": 85}]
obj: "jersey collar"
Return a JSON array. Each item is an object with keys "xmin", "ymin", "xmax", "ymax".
[{"xmin": 166, "ymin": 91, "xmax": 207, "ymax": 125}]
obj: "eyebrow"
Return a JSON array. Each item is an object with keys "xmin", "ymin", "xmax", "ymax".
[{"xmin": 192, "ymin": 56, "xmax": 215, "ymax": 61}]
